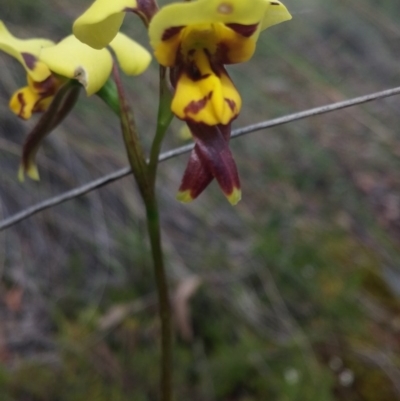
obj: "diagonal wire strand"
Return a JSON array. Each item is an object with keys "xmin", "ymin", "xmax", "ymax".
[{"xmin": 1, "ymin": 85, "xmax": 400, "ymax": 231}]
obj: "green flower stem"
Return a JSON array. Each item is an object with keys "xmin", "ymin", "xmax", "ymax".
[
  {"xmin": 106, "ymin": 64, "xmax": 174, "ymax": 401},
  {"xmin": 145, "ymin": 193, "xmax": 172, "ymax": 401},
  {"xmin": 146, "ymin": 66, "xmax": 174, "ymax": 401},
  {"xmin": 148, "ymin": 66, "xmax": 174, "ymax": 186},
  {"xmin": 97, "ymin": 78, "xmax": 120, "ymax": 115}
]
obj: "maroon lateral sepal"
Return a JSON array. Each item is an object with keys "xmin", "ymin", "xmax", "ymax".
[
  {"xmin": 182, "ymin": 122, "xmax": 241, "ymax": 201},
  {"xmin": 20, "ymin": 81, "xmax": 81, "ymax": 179},
  {"xmin": 178, "ymin": 144, "xmax": 214, "ymax": 200}
]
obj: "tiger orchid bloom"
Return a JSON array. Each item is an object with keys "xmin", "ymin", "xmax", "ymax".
[
  {"xmin": 0, "ymin": 21, "xmax": 151, "ymax": 120},
  {"xmin": 0, "ymin": 21, "xmax": 151, "ymax": 180},
  {"xmin": 149, "ymin": 0, "xmax": 291, "ymax": 204},
  {"xmin": 0, "ymin": 22, "xmax": 55, "ymax": 120},
  {"xmin": 73, "ymin": 0, "xmax": 158, "ymax": 49}
]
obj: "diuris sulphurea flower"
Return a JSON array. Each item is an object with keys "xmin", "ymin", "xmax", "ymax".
[
  {"xmin": 0, "ymin": 21, "xmax": 151, "ymax": 181},
  {"xmin": 149, "ymin": 0, "xmax": 291, "ymax": 204}
]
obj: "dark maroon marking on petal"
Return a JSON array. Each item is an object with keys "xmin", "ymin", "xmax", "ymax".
[
  {"xmin": 225, "ymin": 98, "xmax": 236, "ymax": 113},
  {"xmin": 186, "ymin": 58, "xmax": 214, "ymax": 81},
  {"xmin": 188, "ymin": 66, "xmax": 211, "ymax": 81},
  {"xmin": 162, "ymin": 26, "xmax": 184, "ymax": 41},
  {"xmin": 184, "ymin": 91, "xmax": 213, "ymax": 115},
  {"xmin": 216, "ymin": 41, "xmax": 249, "ymax": 66},
  {"xmin": 218, "ymin": 123, "xmax": 232, "ymax": 142},
  {"xmin": 202, "ymin": 48, "xmax": 223, "ymax": 77},
  {"xmin": 21, "ymin": 83, "xmax": 81, "ymax": 171},
  {"xmin": 179, "ymin": 145, "xmax": 214, "ymax": 199},
  {"xmin": 270, "ymin": 2, "xmax": 281, "ymax": 5},
  {"xmin": 175, "ymin": 43, "xmax": 185, "ymax": 64},
  {"xmin": 197, "ymin": 73, "xmax": 211, "ymax": 81},
  {"xmin": 215, "ymin": 42, "xmax": 230, "ymax": 65},
  {"xmin": 32, "ymin": 74, "xmax": 59, "ymax": 95},
  {"xmin": 187, "ymin": 62, "xmax": 201, "ymax": 80},
  {"xmin": 187, "ymin": 122, "xmax": 241, "ymax": 197},
  {"xmin": 124, "ymin": 0, "xmax": 159, "ymax": 24},
  {"xmin": 186, "ymin": 49, "xmax": 220, "ymax": 80},
  {"xmin": 21, "ymin": 53, "xmax": 38, "ymax": 70},
  {"xmin": 33, "ymin": 96, "xmax": 52, "ymax": 113},
  {"xmin": 225, "ymin": 23, "xmax": 259, "ymax": 38},
  {"xmin": 17, "ymin": 92, "xmax": 27, "ymax": 118},
  {"xmin": 169, "ymin": 65, "xmax": 181, "ymax": 89}
]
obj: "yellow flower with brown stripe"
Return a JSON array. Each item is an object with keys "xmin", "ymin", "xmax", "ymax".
[
  {"xmin": 0, "ymin": 21, "xmax": 151, "ymax": 180},
  {"xmin": 0, "ymin": 21, "xmax": 151, "ymax": 120},
  {"xmin": 149, "ymin": 0, "xmax": 292, "ymax": 205}
]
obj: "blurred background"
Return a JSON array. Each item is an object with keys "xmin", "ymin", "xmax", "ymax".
[{"xmin": 1, "ymin": 0, "xmax": 400, "ymax": 400}]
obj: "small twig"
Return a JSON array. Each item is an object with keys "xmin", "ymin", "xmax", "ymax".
[{"xmin": 1, "ymin": 85, "xmax": 400, "ymax": 231}]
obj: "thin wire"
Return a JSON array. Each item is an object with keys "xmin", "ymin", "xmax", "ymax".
[{"xmin": 1, "ymin": 85, "xmax": 400, "ymax": 231}]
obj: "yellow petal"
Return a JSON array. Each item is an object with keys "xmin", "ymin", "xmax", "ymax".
[
  {"xmin": 9, "ymin": 86, "xmax": 44, "ymax": 120},
  {"xmin": 9, "ymin": 72, "xmax": 61, "ymax": 119},
  {"xmin": 39, "ymin": 35, "xmax": 112, "ymax": 96},
  {"xmin": 109, "ymin": 33, "xmax": 151, "ymax": 76},
  {"xmin": 152, "ymin": 26, "xmax": 184, "ymax": 67},
  {"xmin": 0, "ymin": 20, "xmax": 53, "ymax": 81},
  {"xmin": 26, "ymin": 73, "xmax": 63, "ymax": 96},
  {"xmin": 73, "ymin": 0, "xmax": 137, "ymax": 49},
  {"xmin": 154, "ymin": 22, "xmax": 258, "ymax": 67},
  {"xmin": 150, "ymin": 0, "xmax": 291, "ymax": 67},
  {"xmin": 261, "ymin": 0, "xmax": 292, "ymax": 30},
  {"xmin": 172, "ymin": 50, "xmax": 241, "ymax": 125},
  {"xmin": 149, "ymin": 0, "xmax": 269, "ymax": 52},
  {"xmin": 196, "ymin": 23, "xmax": 258, "ymax": 64}
]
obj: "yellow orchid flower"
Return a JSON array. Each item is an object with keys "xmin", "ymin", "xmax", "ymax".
[
  {"xmin": 148, "ymin": 0, "xmax": 292, "ymax": 204},
  {"xmin": 73, "ymin": 0, "xmax": 158, "ymax": 49},
  {"xmin": 0, "ymin": 20, "xmax": 151, "ymax": 180},
  {"xmin": 0, "ymin": 21, "xmax": 151, "ymax": 120}
]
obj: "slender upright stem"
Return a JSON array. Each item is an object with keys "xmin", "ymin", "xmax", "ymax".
[
  {"xmin": 146, "ymin": 66, "xmax": 174, "ymax": 401},
  {"xmin": 145, "ymin": 191, "xmax": 172, "ymax": 401},
  {"xmin": 108, "ymin": 64, "xmax": 174, "ymax": 401},
  {"xmin": 148, "ymin": 66, "xmax": 174, "ymax": 186}
]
